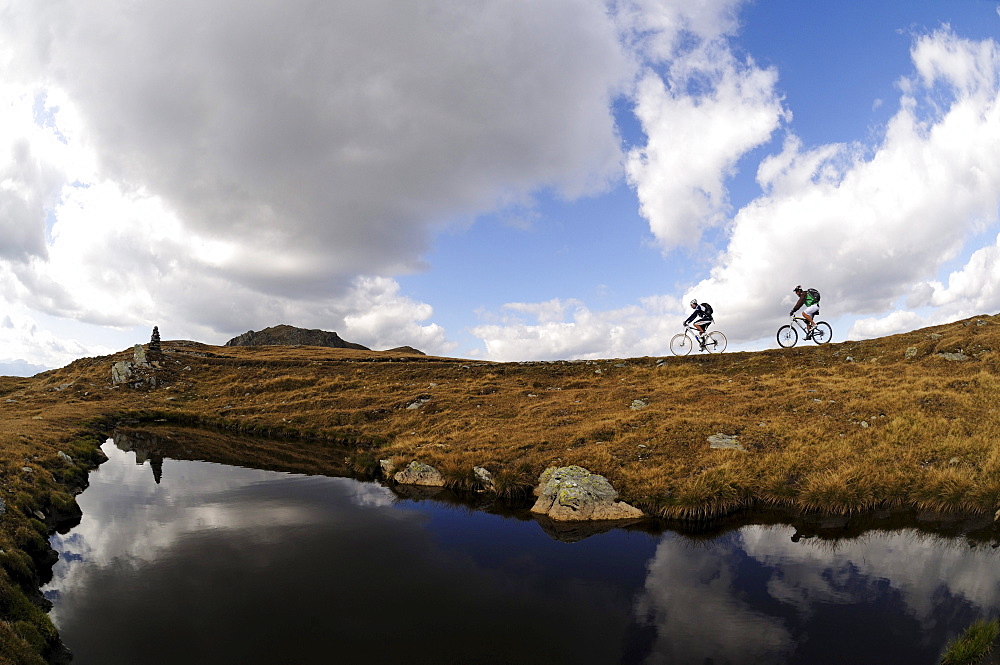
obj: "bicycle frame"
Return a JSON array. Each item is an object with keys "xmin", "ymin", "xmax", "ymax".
[
  {"xmin": 790, "ymin": 316, "xmax": 812, "ymax": 335},
  {"xmin": 670, "ymin": 324, "xmax": 727, "ymax": 355},
  {"xmin": 777, "ymin": 315, "xmax": 832, "ymax": 348}
]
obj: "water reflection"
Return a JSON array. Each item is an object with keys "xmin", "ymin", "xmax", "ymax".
[{"xmin": 43, "ymin": 438, "xmax": 999, "ymax": 665}]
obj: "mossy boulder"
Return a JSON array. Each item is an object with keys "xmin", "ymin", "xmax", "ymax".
[{"xmin": 530, "ymin": 465, "xmax": 642, "ymax": 521}]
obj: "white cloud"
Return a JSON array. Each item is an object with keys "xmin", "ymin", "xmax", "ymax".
[
  {"xmin": 0, "ymin": 0, "xmax": 634, "ymax": 364},
  {"xmin": 470, "ymin": 26, "xmax": 1000, "ymax": 357},
  {"xmin": 2, "ymin": 0, "xmax": 631, "ymax": 284},
  {"xmin": 624, "ymin": 0, "xmax": 788, "ymax": 250},
  {"xmin": 470, "ymin": 296, "xmax": 682, "ymax": 360},
  {"xmin": 685, "ymin": 27, "xmax": 1000, "ymax": 342}
]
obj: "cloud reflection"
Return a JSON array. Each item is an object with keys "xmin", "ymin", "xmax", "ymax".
[{"xmin": 635, "ymin": 525, "xmax": 1000, "ymax": 664}]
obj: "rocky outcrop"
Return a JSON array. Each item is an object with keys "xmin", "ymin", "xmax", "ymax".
[
  {"xmin": 386, "ymin": 346, "xmax": 426, "ymax": 355},
  {"xmin": 111, "ymin": 344, "xmax": 161, "ymax": 388},
  {"xmin": 393, "ymin": 461, "xmax": 445, "ymax": 487},
  {"xmin": 224, "ymin": 325, "xmax": 369, "ymax": 350},
  {"xmin": 530, "ymin": 465, "xmax": 643, "ymax": 521}
]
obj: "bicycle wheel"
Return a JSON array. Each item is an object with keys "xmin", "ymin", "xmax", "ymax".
[
  {"xmin": 705, "ymin": 331, "xmax": 727, "ymax": 353},
  {"xmin": 810, "ymin": 321, "xmax": 833, "ymax": 345},
  {"xmin": 776, "ymin": 324, "xmax": 797, "ymax": 348},
  {"xmin": 669, "ymin": 333, "xmax": 693, "ymax": 356}
]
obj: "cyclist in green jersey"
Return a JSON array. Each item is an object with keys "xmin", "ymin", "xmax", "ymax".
[{"xmin": 790, "ymin": 286, "xmax": 821, "ymax": 336}]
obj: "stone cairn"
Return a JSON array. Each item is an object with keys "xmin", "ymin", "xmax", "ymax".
[{"xmin": 111, "ymin": 326, "xmax": 163, "ymax": 388}]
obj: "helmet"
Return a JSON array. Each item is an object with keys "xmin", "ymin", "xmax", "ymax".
[
  {"xmin": 793, "ymin": 285, "xmax": 802, "ymax": 292},
  {"xmin": 690, "ymin": 299, "xmax": 698, "ymax": 306}
]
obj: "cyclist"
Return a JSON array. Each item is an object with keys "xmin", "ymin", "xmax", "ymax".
[
  {"xmin": 684, "ymin": 299, "xmax": 714, "ymax": 349},
  {"xmin": 790, "ymin": 286, "xmax": 821, "ymax": 337}
]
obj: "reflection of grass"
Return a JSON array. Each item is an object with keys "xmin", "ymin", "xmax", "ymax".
[
  {"xmin": 940, "ymin": 618, "xmax": 999, "ymax": 665},
  {"xmin": 1, "ymin": 315, "xmax": 1000, "ymax": 661}
]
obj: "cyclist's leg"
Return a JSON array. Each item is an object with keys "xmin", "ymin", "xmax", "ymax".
[
  {"xmin": 802, "ymin": 305, "xmax": 819, "ymax": 330},
  {"xmin": 695, "ymin": 319, "xmax": 711, "ymax": 347}
]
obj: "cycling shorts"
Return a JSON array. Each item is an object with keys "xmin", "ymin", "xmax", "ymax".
[
  {"xmin": 693, "ymin": 318, "xmax": 713, "ymax": 329},
  {"xmin": 802, "ymin": 304, "xmax": 819, "ymax": 317}
]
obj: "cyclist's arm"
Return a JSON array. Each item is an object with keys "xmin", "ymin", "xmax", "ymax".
[
  {"xmin": 684, "ymin": 310, "xmax": 697, "ymax": 325},
  {"xmin": 789, "ymin": 294, "xmax": 805, "ymax": 314}
]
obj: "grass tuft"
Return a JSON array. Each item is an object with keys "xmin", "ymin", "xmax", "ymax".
[{"xmin": 940, "ymin": 618, "xmax": 1000, "ymax": 665}]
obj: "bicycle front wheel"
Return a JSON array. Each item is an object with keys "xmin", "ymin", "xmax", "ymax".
[
  {"xmin": 669, "ymin": 333, "xmax": 693, "ymax": 356},
  {"xmin": 810, "ymin": 321, "xmax": 833, "ymax": 345},
  {"xmin": 705, "ymin": 331, "xmax": 727, "ymax": 353},
  {"xmin": 776, "ymin": 324, "xmax": 797, "ymax": 348}
]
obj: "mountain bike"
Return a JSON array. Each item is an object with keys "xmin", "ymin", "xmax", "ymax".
[
  {"xmin": 776, "ymin": 315, "xmax": 832, "ymax": 348},
  {"xmin": 670, "ymin": 324, "xmax": 727, "ymax": 356}
]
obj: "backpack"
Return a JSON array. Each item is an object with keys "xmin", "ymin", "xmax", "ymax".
[
  {"xmin": 701, "ymin": 302, "xmax": 713, "ymax": 316},
  {"xmin": 806, "ymin": 288, "xmax": 821, "ymax": 304}
]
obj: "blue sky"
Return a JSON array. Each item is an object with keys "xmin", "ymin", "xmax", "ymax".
[{"xmin": 1, "ymin": 0, "xmax": 1000, "ymax": 373}]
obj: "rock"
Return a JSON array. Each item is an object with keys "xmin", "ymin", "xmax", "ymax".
[
  {"xmin": 630, "ymin": 399, "xmax": 648, "ymax": 410},
  {"xmin": 111, "ymin": 361, "xmax": 133, "ymax": 385},
  {"xmin": 937, "ymin": 352, "xmax": 969, "ymax": 361},
  {"xmin": 133, "ymin": 344, "xmax": 150, "ymax": 367},
  {"xmin": 530, "ymin": 465, "xmax": 642, "ymax": 521},
  {"xmin": 379, "ymin": 459, "xmax": 396, "ymax": 477},
  {"xmin": 406, "ymin": 397, "xmax": 430, "ymax": 410},
  {"xmin": 473, "ymin": 466, "xmax": 496, "ymax": 492},
  {"xmin": 708, "ymin": 433, "xmax": 745, "ymax": 451},
  {"xmin": 904, "ymin": 347, "xmax": 918, "ymax": 358},
  {"xmin": 393, "ymin": 461, "xmax": 445, "ymax": 487},
  {"xmin": 57, "ymin": 451, "xmax": 73, "ymax": 464},
  {"xmin": 224, "ymin": 324, "xmax": 369, "ymax": 350}
]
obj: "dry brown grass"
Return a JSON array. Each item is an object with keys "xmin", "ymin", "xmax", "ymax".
[{"xmin": 1, "ymin": 315, "xmax": 1000, "ymax": 661}]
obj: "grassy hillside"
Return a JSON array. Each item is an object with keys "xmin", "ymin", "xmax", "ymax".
[{"xmin": 0, "ymin": 314, "xmax": 999, "ymax": 662}]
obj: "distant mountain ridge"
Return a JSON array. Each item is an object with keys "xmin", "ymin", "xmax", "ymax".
[{"xmin": 224, "ymin": 325, "xmax": 370, "ymax": 350}]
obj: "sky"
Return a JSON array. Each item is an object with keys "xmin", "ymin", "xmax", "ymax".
[{"xmin": 2, "ymin": 0, "xmax": 1000, "ymax": 374}]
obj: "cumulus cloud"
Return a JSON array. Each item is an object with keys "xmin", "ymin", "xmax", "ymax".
[
  {"xmin": 2, "ymin": 0, "xmax": 630, "ymax": 284},
  {"xmin": 470, "ymin": 295, "xmax": 682, "ymax": 360},
  {"xmin": 624, "ymin": 0, "xmax": 788, "ymax": 250},
  {"xmin": 0, "ymin": 0, "xmax": 633, "ymax": 364},
  {"xmin": 684, "ymin": 27, "xmax": 1000, "ymax": 342},
  {"xmin": 473, "ymin": 25, "xmax": 1000, "ymax": 357}
]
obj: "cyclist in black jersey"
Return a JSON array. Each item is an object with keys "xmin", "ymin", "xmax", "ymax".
[{"xmin": 684, "ymin": 299, "xmax": 714, "ymax": 349}]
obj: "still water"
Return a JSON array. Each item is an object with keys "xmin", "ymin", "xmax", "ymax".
[{"xmin": 43, "ymin": 438, "xmax": 999, "ymax": 665}]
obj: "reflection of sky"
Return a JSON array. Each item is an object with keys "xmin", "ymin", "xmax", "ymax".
[
  {"xmin": 43, "ymin": 441, "xmax": 1000, "ymax": 665},
  {"xmin": 636, "ymin": 526, "xmax": 1000, "ymax": 665}
]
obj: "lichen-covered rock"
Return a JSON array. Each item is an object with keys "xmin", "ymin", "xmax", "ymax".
[
  {"xmin": 708, "ymin": 433, "xmax": 745, "ymax": 451},
  {"xmin": 111, "ymin": 361, "xmax": 133, "ymax": 385},
  {"xmin": 393, "ymin": 460, "xmax": 445, "ymax": 487},
  {"xmin": 530, "ymin": 465, "xmax": 642, "ymax": 521},
  {"xmin": 473, "ymin": 466, "xmax": 496, "ymax": 492}
]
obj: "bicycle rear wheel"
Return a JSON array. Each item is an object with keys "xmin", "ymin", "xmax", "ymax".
[
  {"xmin": 810, "ymin": 321, "xmax": 833, "ymax": 345},
  {"xmin": 669, "ymin": 333, "xmax": 693, "ymax": 356},
  {"xmin": 705, "ymin": 331, "xmax": 727, "ymax": 353},
  {"xmin": 776, "ymin": 324, "xmax": 797, "ymax": 348}
]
